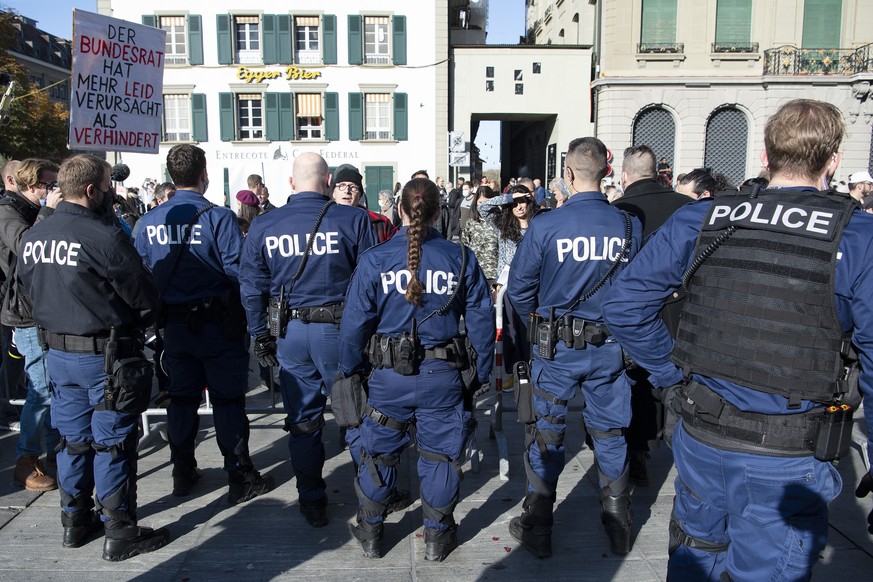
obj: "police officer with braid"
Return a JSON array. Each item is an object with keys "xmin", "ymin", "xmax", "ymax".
[
  {"xmin": 135, "ymin": 144, "xmax": 273, "ymax": 504},
  {"xmin": 337, "ymin": 178, "xmax": 494, "ymax": 560},
  {"xmin": 18, "ymin": 154, "xmax": 170, "ymax": 560},
  {"xmin": 604, "ymin": 99, "xmax": 873, "ymax": 581},
  {"xmin": 507, "ymin": 137, "xmax": 642, "ymax": 558},
  {"xmin": 240, "ymin": 152, "xmax": 382, "ymax": 528}
]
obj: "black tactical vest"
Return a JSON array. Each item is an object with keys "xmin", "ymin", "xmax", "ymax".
[{"xmin": 671, "ymin": 190, "xmax": 857, "ymax": 405}]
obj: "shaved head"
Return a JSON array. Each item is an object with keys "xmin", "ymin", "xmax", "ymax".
[{"xmin": 291, "ymin": 152, "xmax": 330, "ymax": 194}]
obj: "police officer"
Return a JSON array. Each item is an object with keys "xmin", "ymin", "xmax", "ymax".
[
  {"xmin": 603, "ymin": 99, "xmax": 873, "ymax": 581},
  {"xmin": 240, "ymin": 152, "xmax": 378, "ymax": 528},
  {"xmin": 18, "ymin": 154, "xmax": 170, "ymax": 560},
  {"xmin": 507, "ymin": 137, "xmax": 642, "ymax": 558},
  {"xmin": 337, "ymin": 178, "xmax": 494, "ymax": 560},
  {"xmin": 135, "ymin": 144, "xmax": 273, "ymax": 504}
]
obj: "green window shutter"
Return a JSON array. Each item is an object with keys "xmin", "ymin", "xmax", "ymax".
[
  {"xmin": 279, "ymin": 93, "xmax": 294, "ymax": 141},
  {"xmin": 393, "ymin": 92, "xmax": 408, "ymax": 141},
  {"xmin": 188, "ymin": 15, "xmax": 203, "ymax": 65},
  {"xmin": 263, "ymin": 14, "xmax": 277, "ymax": 65},
  {"xmin": 379, "ymin": 166, "xmax": 393, "ymax": 201},
  {"xmin": 715, "ymin": 0, "xmax": 751, "ymax": 45},
  {"xmin": 323, "ymin": 15, "xmax": 337, "ymax": 65},
  {"xmin": 802, "ymin": 0, "xmax": 842, "ymax": 49},
  {"xmin": 348, "ymin": 92, "xmax": 363, "ymax": 141},
  {"xmin": 192, "ymin": 93, "xmax": 207, "ymax": 142},
  {"xmin": 392, "ymin": 16, "xmax": 407, "ymax": 65},
  {"xmin": 142, "ymin": 15, "xmax": 156, "ymax": 28},
  {"xmin": 278, "ymin": 15, "xmax": 292, "ymax": 64},
  {"xmin": 641, "ymin": 0, "xmax": 678, "ymax": 45},
  {"xmin": 219, "ymin": 92, "xmax": 235, "ymax": 141},
  {"xmin": 223, "ymin": 168, "xmax": 230, "ymax": 207},
  {"xmin": 324, "ymin": 92, "xmax": 339, "ymax": 141},
  {"xmin": 265, "ymin": 93, "xmax": 279, "ymax": 141},
  {"xmin": 348, "ymin": 15, "xmax": 363, "ymax": 65},
  {"xmin": 364, "ymin": 167, "xmax": 380, "ymax": 210},
  {"xmin": 216, "ymin": 14, "xmax": 232, "ymax": 65}
]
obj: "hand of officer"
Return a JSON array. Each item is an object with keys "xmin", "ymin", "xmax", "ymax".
[
  {"xmin": 472, "ymin": 381, "xmax": 491, "ymax": 400},
  {"xmin": 855, "ymin": 472, "xmax": 873, "ymax": 534},
  {"xmin": 253, "ymin": 334, "xmax": 279, "ymax": 368},
  {"xmin": 46, "ymin": 186, "xmax": 63, "ymax": 208}
]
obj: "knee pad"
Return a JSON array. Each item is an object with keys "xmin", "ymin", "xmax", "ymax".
[
  {"xmin": 62, "ymin": 437, "xmax": 93, "ymax": 457},
  {"xmin": 420, "ymin": 493, "xmax": 459, "ymax": 528},
  {"xmin": 353, "ymin": 477, "xmax": 389, "ymax": 519},
  {"xmin": 668, "ymin": 505, "xmax": 730, "ymax": 554},
  {"xmin": 169, "ymin": 394, "xmax": 202, "ymax": 407},
  {"xmin": 587, "ymin": 425, "xmax": 626, "ymax": 440},
  {"xmin": 524, "ymin": 423, "xmax": 565, "ymax": 457},
  {"xmin": 209, "ymin": 394, "xmax": 245, "ymax": 408},
  {"xmin": 361, "ymin": 450, "xmax": 400, "ymax": 487},
  {"xmin": 283, "ymin": 414, "xmax": 325, "ymax": 436}
]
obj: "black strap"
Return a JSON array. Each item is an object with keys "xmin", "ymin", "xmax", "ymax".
[
  {"xmin": 291, "ymin": 200, "xmax": 336, "ymax": 285},
  {"xmin": 159, "ymin": 202, "xmax": 216, "ymax": 297},
  {"xmin": 419, "ymin": 242, "xmax": 468, "ymax": 327}
]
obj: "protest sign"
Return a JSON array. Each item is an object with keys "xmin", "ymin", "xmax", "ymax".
[{"xmin": 69, "ymin": 10, "xmax": 166, "ymax": 153}]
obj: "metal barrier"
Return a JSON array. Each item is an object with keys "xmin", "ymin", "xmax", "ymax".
[{"xmin": 491, "ymin": 284, "xmax": 510, "ymax": 481}]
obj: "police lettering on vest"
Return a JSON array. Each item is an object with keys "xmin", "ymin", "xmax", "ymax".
[
  {"xmin": 381, "ymin": 270, "xmax": 457, "ymax": 295},
  {"xmin": 705, "ymin": 199, "xmax": 839, "ymax": 241},
  {"xmin": 21, "ymin": 239, "xmax": 81, "ymax": 266},
  {"xmin": 556, "ymin": 236, "xmax": 626, "ymax": 263},
  {"xmin": 145, "ymin": 224, "xmax": 203, "ymax": 246},
  {"xmin": 264, "ymin": 231, "xmax": 339, "ymax": 258}
]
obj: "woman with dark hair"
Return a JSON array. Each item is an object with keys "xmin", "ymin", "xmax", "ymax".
[
  {"xmin": 235, "ymin": 189, "xmax": 262, "ymax": 234},
  {"xmin": 337, "ymin": 178, "xmax": 494, "ymax": 562},
  {"xmin": 461, "ymin": 185, "xmax": 499, "ymax": 282},
  {"xmin": 676, "ymin": 168, "xmax": 719, "ymax": 199}
]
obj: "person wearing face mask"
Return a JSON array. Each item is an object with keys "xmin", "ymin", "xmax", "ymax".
[
  {"xmin": 0, "ymin": 158, "xmax": 63, "ymax": 494},
  {"xmin": 17, "ymin": 154, "xmax": 170, "ymax": 560},
  {"xmin": 458, "ymin": 181, "xmax": 476, "ymax": 233},
  {"xmin": 135, "ymin": 144, "xmax": 273, "ymax": 506}
]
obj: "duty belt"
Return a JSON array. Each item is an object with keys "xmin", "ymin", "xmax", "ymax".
[
  {"xmin": 290, "ymin": 303, "xmax": 344, "ymax": 324},
  {"xmin": 531, "ymin": 316, "xmax": 611, "ymax": 349},
  {"xmin": 368, "ymin": 335, "xmax": 468, "ymax": 369},
  {"xmin": 163, "ymin": 297, "xmax": 222, "ymax": 322},
  {"xmin": 44, "ymin": 331, "xmax": 110, "ymax": 354},
  {"xmin": 676, "ymin": 381, "xmax": 822, "ymax": 457}
]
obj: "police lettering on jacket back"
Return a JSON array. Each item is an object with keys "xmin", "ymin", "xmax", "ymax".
[{"xmin": 704, "ymin": 196, "xmax": 840, "ymax": 241}]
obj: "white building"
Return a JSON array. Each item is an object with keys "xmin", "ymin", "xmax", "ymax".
[{"xmin": 99, "ymin": 0, "xmax": 450, "ymax": 209}]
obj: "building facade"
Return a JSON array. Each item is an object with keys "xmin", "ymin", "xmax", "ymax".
[
  {"xmin": 528, "ymin": 0, "xmax": 873, "ymax": 185},
  {"xmin": 99, "ymin": 0, "xmax": 449, "ymax": 209},
  {"xmin": 7, "ymin": 14, "xmax": 72, "ymax": 106}
]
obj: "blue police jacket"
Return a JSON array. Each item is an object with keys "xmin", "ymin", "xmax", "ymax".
[
  {"xmin": 19, "ymin": 201, "xmax": 159, "ymax": 336},
  {"xmin": 134, "ymin": 190, "xmax": 242, "ymax": 304},
  {"xmin": 508, "ymin": 191, "xmax": 642, "ymax": 324},
  {"xmin": 239, "ymin": 191, "xmax": 378, "ymax": 336},
  {"xmin": 338, "ymin": 227, "xmax": 495, "ymax": 384},
  {"xmin": 602, "ymin": 190, "xmax": 873, "ymax": 422}
]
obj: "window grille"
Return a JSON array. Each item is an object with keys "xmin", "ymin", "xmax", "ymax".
[{"xmin": 704, "ymin": 107, "xmax": 748, "ymax": 186}]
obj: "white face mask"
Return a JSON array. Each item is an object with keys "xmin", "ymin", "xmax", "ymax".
[{"xmin": 462, "ymin": 188, "xmax": 471, "ymax": 196}]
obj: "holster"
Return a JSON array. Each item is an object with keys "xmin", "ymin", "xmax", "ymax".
[
  {"xmin": 99, "ymin": 333, "xmax": 153, "ymax": 415},
  {"xmin": 332, "ymin": 374, "xmax": 367, "ymax": 428},
  {"xmin": 514, "ymin": 360, "xmax": 536, "ymax": 424}
]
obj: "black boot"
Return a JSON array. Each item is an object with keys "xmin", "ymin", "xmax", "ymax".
[
  {"xmin": 102, "ymin": 523, "xmax": 171, "ymax": 561},
  {"xmin": 424, "ymin": 525, "xmax": 458, "ymax": 562},
  {"xmin": 228, "ymin": 469, "xmax": 275, "ymax": 505},
  {"xmin": 509, "ymin": 493, "xmax": 554, "ymax": 559},
  {"xmin": 350, "ymin": 514, "xmax": 383, "ymax": 559},
  {"xmin": 600, "ymin": 465, "xmax": 633, "ymax": 555},
  {"xmin": 61, "ymin": 509, "xmax": 103, "ymax": 548},
  {"xmin": 300, "ymin": 495, "xmax": 329, "ymax": 528},
  {"xmin": 172, "ymin": 464, "xmax": 202, "ymax": 497}
]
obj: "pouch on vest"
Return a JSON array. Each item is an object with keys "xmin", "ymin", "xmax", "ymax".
[
  {"xmin": 514, "ymin": 360, "xmax": 535, "ymax": 424},
  {"xmin": 104, "ymin": 355, "xmax": 154, "ymax": 415},
  {"xmin": 332, "ymin": 374, "xmax": 366, "ymax": 428}
]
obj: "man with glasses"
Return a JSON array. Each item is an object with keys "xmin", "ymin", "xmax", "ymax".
[
  {"xmin": 332, "ymin": 164, "xmax": 396, "ymax": 242},
  {"xmin": 0, "ymin": 158, "xmax": 62, "ymax": 492}
]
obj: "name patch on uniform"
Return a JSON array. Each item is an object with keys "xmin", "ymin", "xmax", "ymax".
[
  {"xmin": 381, "ymin": 270, "xmax": 456, "ymax": 295},
  {"xmin": 21, "ymin": 239, "xmax": 81, "ymax": 266},
  {"xmin": 146, "ymin": 224, "xmax": 203, "ymax": 246},
  {"xmin": 704, "ymin": 200, "xmax": 838, "ymax": 241},
  {"xmin": 265, "ymin": 232, "xmax": 339, "ymax": 258},
  {"xmin": 556, "ymin": 236, "xmax": 626, "ymax": 263}
]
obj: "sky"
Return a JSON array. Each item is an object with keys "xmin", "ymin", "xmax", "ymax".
[{"xmin": 5, "ymin": 0, "xmax": 525, "ymax": 173}]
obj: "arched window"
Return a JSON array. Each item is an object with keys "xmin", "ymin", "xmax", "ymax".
[
  {"xmin": 704, "ymin": 107, "xmax": 748, "ymax": 185},
  {"xmin": 633, "ymin": 106, "xmax": 676, "ymax": 170}
]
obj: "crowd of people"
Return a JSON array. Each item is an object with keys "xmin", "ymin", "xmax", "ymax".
[{"xmin": 0, "ymin": 99, "xmax": 872, "ymax": 579}]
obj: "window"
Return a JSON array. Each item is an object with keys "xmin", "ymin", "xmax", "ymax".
[
  {"xmin": 633, "ymin": 107, "xmax": 676, "ymax": 172},
  {"xmin": 365, "ymin": 94, "xmax": 391, "ymax": 140},
  {"xmin": 486, "ymin": 80, "xmax": 494, "ymax": 92},
  {"xmin": 533, "ymin": 62, "xmax": 541, "ymax": 74},
  {"xmin": 234, "ymin": 15, "xmax": 261, "ymax": 64},
  {"xmin": 161, "ymin": 16, "xmax": 188, "ymax": 64},
  {"xmin": 295, "ymin": 16, "xmax": 320, "ymax": 64},
  {"xmin": 640, "ymin": 0, "xmax": 679, "ymax": 51},
  {"xmin": 486, "ymin": 66, "xmax": 494, "ymax": 78},
  {"xmin": 715, "ymin": 0, "xmax": 752, "ymax": 50},
  {"xmin": 515, "ymin": 83, "xmax": 524, "ymax": 95},
  {"xmin": 802, "ymin": 0, "xmax": 842, "ymax": 49},
  {"xmin": 237, "ymin": 94, "xmax": 264, "ymax": 140},
  {"xmin": 163, "ymin": 94, "xmax": 192, "ymax": 142},
  {"xmin": 364, "ymin": 17, "xmax": 390, "ymax": 64},
  {"xmin": 296, "ymin": 93, "xmax": 323, "ymax": 139},
  {"xmin": 514, "ymin": 69, "xmax": 523, "ymax": 81},
  {"xmin": 704, "ymin": 107, "xmax": 748, "ymax": 185}
]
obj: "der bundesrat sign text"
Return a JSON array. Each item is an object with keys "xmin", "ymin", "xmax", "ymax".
[{"xmin": 69, "ymin": 10, "xmax": 166, "ymax": 154}]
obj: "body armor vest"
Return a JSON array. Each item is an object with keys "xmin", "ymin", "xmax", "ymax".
[{"xmin": 671, "ymin": 190, "xmax": 857, "ymax": 405}]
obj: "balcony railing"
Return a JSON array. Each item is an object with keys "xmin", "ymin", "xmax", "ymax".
[
  {"xmin": 764, "ymin": 44, "xmax": 873, "ymax": 75},
  {"xmin": 638, "ymin": 42, "xmax": 684, "ymax": 54},
  {"xmin": 712, "ymin": 42, "xmax": 759, "ymax": 54}
]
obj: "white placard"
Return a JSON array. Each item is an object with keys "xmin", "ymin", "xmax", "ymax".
[
  {"xmin": 450, "ymin": 152, "xmax": 470, "ymax": 167},
  {"xmin": 69, "ymin": 10, "xmax": 166, "ymax": 153},
  {"xmin": 449, "ymin": 131, "xmax": 466, "ymax": 153}
]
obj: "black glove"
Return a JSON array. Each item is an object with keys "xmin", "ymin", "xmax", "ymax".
[
  {"xmin": 253, "ymin": 334, "xmax": 279, "ymax": 368},
  {"xmin": 855, "ymin": 472, "xmax": 873, "ymax": 534},
  {"xmin": 472, "ymin": 381, "xmax": 491, "ymax": 401}
]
